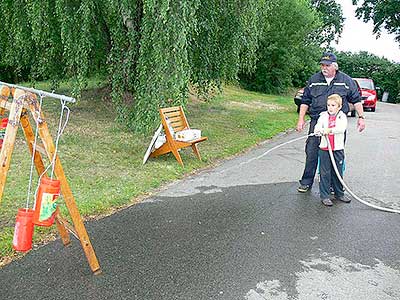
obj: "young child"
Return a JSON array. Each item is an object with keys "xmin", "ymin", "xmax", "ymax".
[{"xmin": 314, "ymin": 94, "xmax": 349, "ymax": 206}]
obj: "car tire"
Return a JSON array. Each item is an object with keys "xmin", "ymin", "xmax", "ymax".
[{"xmin": 371, "ymin": 107, "xmax": 376, "ymax": 112}]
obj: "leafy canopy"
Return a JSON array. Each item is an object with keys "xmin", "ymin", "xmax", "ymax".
[
  {"xmin": 353, "ymin": 0, "xmax": 400, "ymax": 43},
  {"xmin": 0, "ymin": 0, "xmax": 264, "ymax": 133}
]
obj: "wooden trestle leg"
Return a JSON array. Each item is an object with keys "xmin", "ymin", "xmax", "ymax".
[
  {"xmin": 27, "ymin": 96, "xmax": 101, "ymax": 274},
  {"xmin": 0, "ymin": 89, "xmax": 25, "ymax": 203}
]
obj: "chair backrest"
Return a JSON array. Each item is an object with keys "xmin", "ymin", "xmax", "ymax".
[{"xmin": 159, "ymin": 106, "xmax": 190, "ymax": 136}]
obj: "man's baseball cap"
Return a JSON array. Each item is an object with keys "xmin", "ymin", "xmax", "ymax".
[{"xmin": 320, "ymin": 52, "xmax": 337, "ymax": 65}]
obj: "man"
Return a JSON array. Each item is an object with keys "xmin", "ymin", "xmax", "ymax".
[{"xmin": 296, "ymin": 52, "xmax": 365, "ymax": 193}]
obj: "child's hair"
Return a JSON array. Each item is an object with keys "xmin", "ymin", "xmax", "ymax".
[{"xmin": 327, "ymin": 94, "xmax": 342, "ymax": 108}]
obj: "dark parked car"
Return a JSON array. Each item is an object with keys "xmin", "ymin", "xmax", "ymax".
[{"xmin": 294, "ymin": 88, "xmax": 304, "ymax": 113}]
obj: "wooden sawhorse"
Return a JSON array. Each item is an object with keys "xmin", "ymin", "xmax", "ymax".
[{"xmin": 0, "ymin": 85, "xmax": 101, "ymax": 275}]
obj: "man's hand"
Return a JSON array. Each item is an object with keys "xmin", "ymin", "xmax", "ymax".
[
  {"xmin": 297, "ymin": 119, "xmax": 305, "ymax": 132},
  {"xmin": 354, "ymin": 102, "xmax": 365, "ymax": 132},
  {"xmin": 357, "ymin": 118, "xmax": 365, "ymax": 132},
  {"xmin": 296, "ymin": 104, "xmax": 309, "ymax": 132}
]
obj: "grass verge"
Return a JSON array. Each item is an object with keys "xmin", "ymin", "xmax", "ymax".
[{"xmin": 0, "ymin": 83, "xmax": 299, "ymax": 263}]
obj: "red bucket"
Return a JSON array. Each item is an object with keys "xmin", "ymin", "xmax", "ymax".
[
  {"xmin": 0, "ymin": 117, "xmax": 7, "ymax": 128},
  {"xmin": 0, "ymin": 117, "xmax": 7, "ymax": 149},
  {"xmin": 12, "ymin": 208, "xmax": 34, "ymax": 252},
  {"xmin": 33, "ymin": 177, "xmax": 60, "ymax": 227}
]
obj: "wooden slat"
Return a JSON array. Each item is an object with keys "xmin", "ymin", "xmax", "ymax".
[
  {"xmin": 164, "ymin": 111, "xmax": 180, "ymax": 117},
  {"xmin": 0, "ymin": 85, "xmax": 11, "ymax": 115},
  {"xmin": 174, "ymin": 137, "xmax": 208, "ymax": 148},
  {"xmin": 174, "ymin": 126, "xmax": 186, "ymax": 132},
  {"xmin": 160, "ymin": 106, "xmax": 180, "ymax": 113},
  {"xmin": 21, "ymin": 113, "xmax": 47, "ymax": 179},
  {"xmin": 54, "ymin": 213, "xmax": 71, "ymax": 246},
  {"xmin": 0, "ymin": 99, "xmax": 11, "ymax": 111},
  {"xmin": 179, "ymin": 106, "xmax": 190, "ymax": 129},
  {"xmin": 28, "ymin": 141, "xmax": 47, "ymax": 156},
  {"xmin": 167, "ymin": 115, "xmax": 182, "ymax": 123},
  {"xmin": 56, "ymin": 215, "xmax": 78, "ymax": 241},
  {"xmin": 171, "ymin": 120, "xmax": 185, "ymax": 129},
  {"xmin": 0, "ymin": 89, "xmax": 24, "ymax": 203},
  {"xmin": 0, "ymin": 86, "xmax": 32, "ymax": 112}
]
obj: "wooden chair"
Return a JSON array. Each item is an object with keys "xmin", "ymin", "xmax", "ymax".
[{"xmin": 150, "ymin": 106, "xmax": 207, "ymax": 166}]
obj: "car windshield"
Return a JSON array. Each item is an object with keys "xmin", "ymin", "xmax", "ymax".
[{"xmin": 354, "ymin": 78, "xmax": 374, "ymax": 90}]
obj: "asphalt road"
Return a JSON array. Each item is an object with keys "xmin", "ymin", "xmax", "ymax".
[{"xmin": 1, "ymin": 102, "xmax": 400, "ymax": 300}]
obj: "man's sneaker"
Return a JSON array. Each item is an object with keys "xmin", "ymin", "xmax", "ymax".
[
  {"xmin": 297, "ymin": 184, "xmax": 311, "ymax": 193},
  {"xmin": 321, "ymin": 198, "xmax": 333, "ymax": 206},
  {"xmin": 335, "ymin": 195, "xmax": 351, "ymax": 203}
]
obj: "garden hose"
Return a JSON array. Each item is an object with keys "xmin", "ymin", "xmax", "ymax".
[
  {"xmin": 325, "ymin": 134, "xmax": 400, "ymax": 214},
  {"xmin": 237, "ymin": 132, "xmax": 400, "ymax": 214}
]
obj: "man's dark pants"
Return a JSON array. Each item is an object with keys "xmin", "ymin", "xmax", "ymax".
[{"xmin": 299, "ymin": 119, "xmax": 320, "ymax": 187}]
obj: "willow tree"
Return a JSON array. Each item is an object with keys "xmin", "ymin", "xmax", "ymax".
[
  {"xmin": 111, "ymin": 0, "xmax": 264, "ymax": 131},
  {"xmin": 0, "ymin": 0, "xmax": 264, "ymax": 133}
]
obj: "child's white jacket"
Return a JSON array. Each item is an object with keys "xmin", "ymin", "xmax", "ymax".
[{"xmin": 314, "ymin": 111, "xmax": 347, "ymax": 150}]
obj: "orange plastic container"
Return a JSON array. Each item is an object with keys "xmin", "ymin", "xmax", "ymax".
[
  {"xmin": 0, "ymin": 117, "xmax": 8, "ymax": 149},
  {"xmin": 33, "ymin": 177, "xmax": 60, "ymax": 227},
  {"xmin": 12, "ymin": 208, "xmax": 34, "ymax": 252}
]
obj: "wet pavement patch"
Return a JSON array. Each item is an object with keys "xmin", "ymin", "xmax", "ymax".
[{"xmin": 1, "ymin": 182, "xmax": 400, "ymax": 300}]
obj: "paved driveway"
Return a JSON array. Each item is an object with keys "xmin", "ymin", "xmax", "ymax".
[{"xmin": 1, "ymin": 102, "xmax": 400, "ymax": 300}]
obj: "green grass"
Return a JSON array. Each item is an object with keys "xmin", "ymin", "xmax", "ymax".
[{"xmin": 0, "ymin": 83, "xmax": 298, "ymax": 262}]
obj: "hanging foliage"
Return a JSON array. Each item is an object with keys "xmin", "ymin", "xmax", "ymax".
[
  {"xmin": 188, "ymin": 0, "xmax": 264, "ymax": 99},
  {"xmin": 0, "ymin": 0, "xmax": 273, "ymax": 132},
  {"xmin": 128, "ymin": 0, "xmax": 199, "ymax": 132}
]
